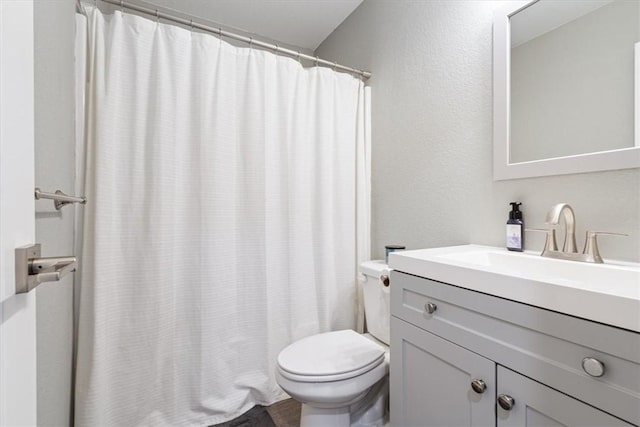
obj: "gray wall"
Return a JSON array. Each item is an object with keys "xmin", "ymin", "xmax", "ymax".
[
  {"xmin": 34, "ymin": 0, "xmax": 76, "ymax": 425},
  {"xmin": 316, "ymin": 0, "xmax": 640, "ymax": 262}
]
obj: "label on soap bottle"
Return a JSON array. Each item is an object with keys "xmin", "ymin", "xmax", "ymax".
[{"xmin": 506, "ymin": 224, "xmax": 522, "ymax": 249}]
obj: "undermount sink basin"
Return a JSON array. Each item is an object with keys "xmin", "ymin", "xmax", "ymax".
[{"xmin": 389, "ymin": 245, "xmax": 640, "ymax": 332}]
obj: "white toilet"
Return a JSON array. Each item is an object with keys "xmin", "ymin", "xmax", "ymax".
[{"xmin": 275, "ymin": 261, "xmax": 391, "ymax": 427}]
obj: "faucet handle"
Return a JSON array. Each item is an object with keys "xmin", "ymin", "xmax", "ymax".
[
  {"xmin": 582, "ymin": 231, "xmax": 628, "ymax": 264},
  {"xmin": 525, "ymin": 228, "xmax": 558, "ymax": 253}
]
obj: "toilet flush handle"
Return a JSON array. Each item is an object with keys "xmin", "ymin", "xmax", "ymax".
[{"xmin": 380, "ymin": 275, "xmax": 390, "ymax": 287}]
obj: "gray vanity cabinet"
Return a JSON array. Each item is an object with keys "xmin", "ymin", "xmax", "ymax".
[
  {"xmin": 390, "ymin": 316, "xmax": 494, "ymax": 427},
  {"xmin": 390, "ymin": 271, "xmax": 640, "ymax": 427},
  {"xmin": 496, "ymin": 366, "xmax": 630, "ymax": 427}
]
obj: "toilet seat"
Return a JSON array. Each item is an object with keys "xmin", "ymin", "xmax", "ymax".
[{"xmin": 277, "ymin": 330, "xmax": 385, "ymax": 383}]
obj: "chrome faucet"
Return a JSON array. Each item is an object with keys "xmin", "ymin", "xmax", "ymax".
[
  {"xmin": 527, "ymin": 203, "xmax": 627, "ymax": 264},
  {"xmin": 545, "ymin": 203, "xmax": 577, "ymax": 253}
]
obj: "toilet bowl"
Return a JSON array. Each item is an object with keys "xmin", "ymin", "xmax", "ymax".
[{"xmin": 276, "ymin": 261, "xmax": 391, "ymax": 427}]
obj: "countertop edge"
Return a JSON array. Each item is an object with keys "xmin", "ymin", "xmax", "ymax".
[{"xmin": 389, "ymin": 246, "xmax": 640, "ymax": 333}]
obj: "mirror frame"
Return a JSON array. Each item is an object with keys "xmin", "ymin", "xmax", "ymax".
[{"xmin": 493, "ymin": 0, "xmax": 640, "ymax": 181}]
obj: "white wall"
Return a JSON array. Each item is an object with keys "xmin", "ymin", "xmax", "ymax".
[
  {"xmin": 316, "ymin": 0, "xmax": 640, "ymax": 262},
  {"xmin": 34, "ymin": 0, "xmax": 76, "ymax": 425}
]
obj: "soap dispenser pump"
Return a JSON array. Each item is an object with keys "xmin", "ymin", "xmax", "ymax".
[{"xmin": 506, "ymin": 202, "xmax": 524, "ymax": 252}]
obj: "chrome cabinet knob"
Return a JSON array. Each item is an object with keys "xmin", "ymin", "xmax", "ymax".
[
  {"xmin": 497, "ymin": 394, "xmax": 515, "ymax": 411},
  {"xmin": 471, "ymin": 379, "xmax": 486, "ymax": 394},
  {"xmin": 425, "ymin": 302, "xmax": 437, "ymax": 314},
  {"xmin": 582, "ymin": 357, "xmax": 605, "ymax": 377}
]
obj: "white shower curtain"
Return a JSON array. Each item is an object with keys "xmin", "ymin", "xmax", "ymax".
[{"xmin": 75, "ymin": 7, "xmax": 370, "ymax": 427}]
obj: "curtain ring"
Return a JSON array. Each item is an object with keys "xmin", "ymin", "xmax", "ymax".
[
  {"xmin": 333, "ymin": 61, "xmax": 337, "ymax": 71},
  {"xmin": 274, "ymin": 44, "xmax": 279, "ymax": 55},
  {"xmin": 315, "ymin": 56, "xmax": 319, "ymax": 67},
  {"xmin": 296, "ymin": 51, "xmax": 301, "ymax": 64},
  {"xmin": 120, "ymin": 0, "xmax": 123, "ymax": 12},
  {"xmin": 249, "ymin": 37, "xmax": 253, "ymax": 50},
  {"xmin": 155, "ymin": 9, "xmax": 159, "ymax": 22}
]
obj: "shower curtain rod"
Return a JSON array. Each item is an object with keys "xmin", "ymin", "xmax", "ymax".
[{"xmin": 93, "ymin": 0, "xmax": 372, "ymax": 79}]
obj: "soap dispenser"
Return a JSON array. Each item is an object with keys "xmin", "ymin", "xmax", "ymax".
[{"xmin": 506, "ymin": 202, "xmax": 524, "ymax": 252}]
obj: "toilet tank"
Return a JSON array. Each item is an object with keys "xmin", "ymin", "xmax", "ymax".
[{"xmin": 359, "ymin": 260, "xmax": 391, "ymax": 345}]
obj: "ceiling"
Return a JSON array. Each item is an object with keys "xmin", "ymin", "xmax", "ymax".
[{"xmin": 134, "ymin": 0, "xmax": 363, "ymax": 51}]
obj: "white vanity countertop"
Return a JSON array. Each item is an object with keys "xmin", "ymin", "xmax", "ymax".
[{"xmin": 389, "ymin": 245, "xmax": 640, "ymax": 333}]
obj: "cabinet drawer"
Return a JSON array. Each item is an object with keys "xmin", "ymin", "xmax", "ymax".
[{"xmin": 391, "ymin": 271, "xmax": 640, "ymax": 425}]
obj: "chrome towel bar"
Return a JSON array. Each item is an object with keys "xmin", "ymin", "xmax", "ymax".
[{"xmin": 35, "ymin": 187, "xmax": 86, "ymax": 210}]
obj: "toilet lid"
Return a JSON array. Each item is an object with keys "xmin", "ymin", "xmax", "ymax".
[{"xmin": 277, "ymin": 330, "xmax": 385, "ymax": 381}]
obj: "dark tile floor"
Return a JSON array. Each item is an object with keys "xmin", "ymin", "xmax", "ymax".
[{"xmin": 212, "ymin": 399, "xmax": 301, "ymax": 427}]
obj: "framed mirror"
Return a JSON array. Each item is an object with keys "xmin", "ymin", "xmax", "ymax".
[{"xmin": 493, "ymin": 0, "xmax": 640, "ymax": 180}]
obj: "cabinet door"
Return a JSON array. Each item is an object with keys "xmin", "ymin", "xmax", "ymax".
[
  {"xmin": 497, "ymin": 366, "xmax": 633, "ymax": 427},
  {"xmin": 390, "ymin": 317, "xmax": 495, "ymax": 427}
]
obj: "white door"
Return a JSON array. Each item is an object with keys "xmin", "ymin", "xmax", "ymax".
[{"xmin": 0, "ymin": 0, "xmax": 38, "ymax": 425}]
